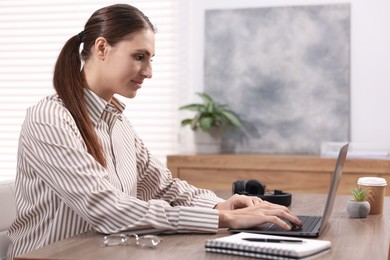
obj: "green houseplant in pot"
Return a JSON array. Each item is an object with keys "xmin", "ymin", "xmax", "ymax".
[
  {"xmin": 346, "ymin": 187, "xmax": 370, "ymax": 218},
  {"xmin": 179, "ymin": 92, "xmax": 243, "ymax": 153}
]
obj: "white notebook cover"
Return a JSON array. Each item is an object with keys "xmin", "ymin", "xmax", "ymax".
[{"xmin": 205, "ymin": 232, "xmax": 331, "ymax": 259}]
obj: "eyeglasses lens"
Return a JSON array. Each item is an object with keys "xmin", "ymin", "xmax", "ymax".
[{"xmin": 102, "ymin": 234, "xmax": 162, "ymax": 248}]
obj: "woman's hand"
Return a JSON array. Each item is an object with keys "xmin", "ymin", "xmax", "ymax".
[
  {"xmin": 214, "ymin": 194, "xmax": 264, "ymax": 210},
  {"xmin": 215, "ymin": 194, "xmax": 302, "ymax": 230}
]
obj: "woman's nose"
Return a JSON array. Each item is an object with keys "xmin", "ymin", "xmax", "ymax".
[{"xmin": 141, "ymin": 63, "xmax": 152, "ymax": 79}]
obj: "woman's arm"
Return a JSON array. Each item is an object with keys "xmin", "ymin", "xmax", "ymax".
[
  {"xmin": 132, "ymin": 129, "xmax": 302, "ymax": 231},
  {"xmin": 21, "ymin": 98, "xmax": 219, "ymax": 234}
]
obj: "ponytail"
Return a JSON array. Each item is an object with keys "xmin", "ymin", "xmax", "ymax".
[{"xmin": 53, "ymin": 35, "xmax": 106, "ymax": 167}]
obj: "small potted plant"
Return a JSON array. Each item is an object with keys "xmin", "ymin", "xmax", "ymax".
[
  {"xmin": 179, "ymin": 92, "xmax": 243, "ymax": 153},
  {"xmin": 346, "ymin": 187, "xmax": 370, "ymax": 218}
]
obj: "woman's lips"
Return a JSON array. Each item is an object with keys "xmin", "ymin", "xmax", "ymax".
[{"xmin": 132, "ymin": 80, "xmax": 143, "ymax": 88}]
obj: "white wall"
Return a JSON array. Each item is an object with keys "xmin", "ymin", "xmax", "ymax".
[{"xmin": 181, "ymin": 0, "xmax": 390, "ymax": 153}]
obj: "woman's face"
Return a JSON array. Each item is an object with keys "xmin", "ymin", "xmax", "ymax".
[{"xmin": 87, "ymin": 29, "xmax": 155, "ymax": 102}]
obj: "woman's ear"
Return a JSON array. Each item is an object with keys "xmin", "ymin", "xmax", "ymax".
[{"xmin": 94, "ymin": 37, "xmax": 108, "ymax": 60}]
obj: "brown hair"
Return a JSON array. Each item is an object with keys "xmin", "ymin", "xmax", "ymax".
[{"xmin": 53, "ymin": 4, "xmax": 155, "ymax": 167}]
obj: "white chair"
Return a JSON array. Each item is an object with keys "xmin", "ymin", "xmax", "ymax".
[{"xmin": 0, "ymin": 179, "xmax": 16, "ymax": 259}]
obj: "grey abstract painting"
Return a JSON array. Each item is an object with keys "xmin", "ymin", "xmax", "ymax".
[{"xmin": 204, "ymin": 4, "xmax": 350, "ymax": 154}]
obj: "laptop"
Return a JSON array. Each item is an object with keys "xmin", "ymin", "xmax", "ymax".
[{"xmin": 230, "ymin": 142, "xmax": 349, "ymax": 238}]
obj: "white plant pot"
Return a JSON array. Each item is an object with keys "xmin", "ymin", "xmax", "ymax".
[
  {"xmin": 346, "ymin": 200, "xmax": 370, "ymax": 218},
  {"xmin": 193, "ymin": 128, "xmax": 223, "ymax": 154}
]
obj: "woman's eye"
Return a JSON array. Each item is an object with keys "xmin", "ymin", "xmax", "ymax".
[{"xmin": 134, "ymin": 54, "xmax": 144, "ymax": 61}]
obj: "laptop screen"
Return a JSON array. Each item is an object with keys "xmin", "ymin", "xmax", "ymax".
[{"xmin": 318, "ymin": 143, "xmax": 349, "ymax": 232}]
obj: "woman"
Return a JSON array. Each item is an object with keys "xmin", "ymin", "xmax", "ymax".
[{"xmin": 6, "ymin": 4, "xmax": 301, "ymax": 259}]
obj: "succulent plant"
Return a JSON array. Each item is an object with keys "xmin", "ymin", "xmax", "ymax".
[{"xmin": 351, "ymin": 187, "xmax": 367, "ymax": 202}]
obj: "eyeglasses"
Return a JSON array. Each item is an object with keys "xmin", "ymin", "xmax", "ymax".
[{"xmin": 101, "ymin": 233, "xmax": 162, "ymax": 248}]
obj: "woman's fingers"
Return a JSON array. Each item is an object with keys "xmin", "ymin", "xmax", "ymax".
[
  {"xmin": 263, "ymin": 215, "xmax": 292, "ymax": 230},
  {"xmin": 220, "ymin": 210, "xmax": 292, "ymax": 230},
  {"xmin": 250, "ymin": 196, "xmax": 263, "ymax": 206},
  {"xmin": 216, "ymin": 194, "xmax": 303, "ymax": 230},
  {"xmin": 215, "ymin": 195, "xmax": 264, "ymax": 211},
  {"xmin": 218, "ymin": 201, "xmax": 303, "ymax": 230},
  {"xmin": 251, "ymin": 202, "xmax": 303, "ymax": 227},
  {"xmin": 261, "ymin": 209, "xmax": 303, "ymax": 228}
]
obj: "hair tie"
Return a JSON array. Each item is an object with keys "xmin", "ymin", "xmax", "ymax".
[{"xmin": 78, "ymin": 31, "xmax": 84, "ymax": 42}]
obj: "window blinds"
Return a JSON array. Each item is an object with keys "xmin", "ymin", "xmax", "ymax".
[{"xmin": 0, "ymin": 0, "xmax": 180, "ymax": 180}]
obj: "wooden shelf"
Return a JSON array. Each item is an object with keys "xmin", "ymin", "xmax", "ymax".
[{"xmin": 167, "ymin": 154, "xmax": 390, "ymax": 195}]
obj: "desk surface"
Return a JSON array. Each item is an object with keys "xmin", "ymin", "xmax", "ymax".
[{"xmin": 15, "ymin": 192, "xmax": 390, "ymax": 260}]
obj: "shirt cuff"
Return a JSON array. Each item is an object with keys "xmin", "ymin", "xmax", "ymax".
[{"xmin": 169, "ymin": 207, "xmax": 220, "ymax": 233}]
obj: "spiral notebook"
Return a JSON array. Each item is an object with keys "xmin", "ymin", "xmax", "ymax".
[{"xmin": 205, "ymin": 232, "xmax": 331, "ymax": 259}]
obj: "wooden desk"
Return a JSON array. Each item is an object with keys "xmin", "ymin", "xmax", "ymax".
[
  {"xmin": 14, "ymin": 192, "xmax": 390, "ymax": 260},
  {"xmin": 167, "ymin": 154, "xmax": 390, "ymax": 195}
]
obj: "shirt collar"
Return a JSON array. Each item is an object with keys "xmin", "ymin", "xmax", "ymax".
[{"xmin": 83, "ymin": 89, "xmax": 126, "ymax": 126}]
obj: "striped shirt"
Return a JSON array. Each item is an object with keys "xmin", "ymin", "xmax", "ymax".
[{"xmin": 6, "ymin": 89, "xmax": 223, "ymax": 259}]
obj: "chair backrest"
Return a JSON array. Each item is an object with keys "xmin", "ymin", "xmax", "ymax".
[{"xmin": 0, "ymin": 179, "xmax": 16, "ymax": 259}]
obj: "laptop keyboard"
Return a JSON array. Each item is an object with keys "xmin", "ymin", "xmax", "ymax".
[{"xmin": 266, "ymin": 216, "xmax": 321, "ymax": 232}]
